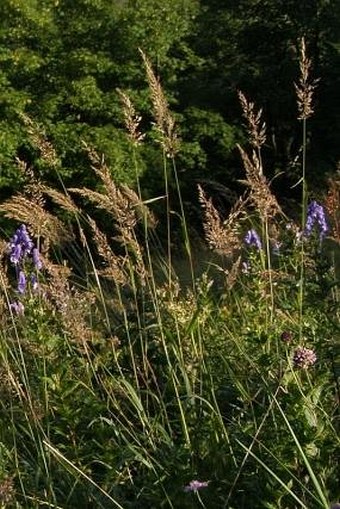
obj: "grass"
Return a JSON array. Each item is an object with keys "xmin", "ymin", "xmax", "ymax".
[{"xmin": 0, "ymin": 42, "xmax": 338, "ymax": 509}]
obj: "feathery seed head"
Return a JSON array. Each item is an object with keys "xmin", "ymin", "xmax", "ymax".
[{"xmin": 295, "ymin": 37, "xmax": 318, "ymax": 120}]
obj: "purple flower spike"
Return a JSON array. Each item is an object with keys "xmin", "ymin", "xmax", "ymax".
[
  {"xmin": 184, "ymin": 480, "xmax": 209, "ymax": 493},
  {"xmin": 17, "ymin": 271, "xmax": 27, "ymax": 294},
  {"xmin": 244, "ymin": 229, "xmax": 262, "ymax": 250},
  {"xmin": 10, "ymin": 301, "xmax": 25, "ymax": 315},
  {"xmin": 304, "ymin": 201, "xmax": 328, "ymax": 241},
  {"xmin": 9, "ymin": 224, "xmax": 34, "ymax": 265},
  {"xmin": 10, "ymin": 243, "xmax": 22, "ymax": 265},
  {"xmin": 32, "ymin": 248, "xmax": 42, "ymax": 270},
  {"xmin": 293, "ymin": 346, "xmax": 317, "ymax": 369}
]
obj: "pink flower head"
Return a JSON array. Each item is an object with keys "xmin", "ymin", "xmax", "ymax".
[
  {"xmin": 293, "ymin": 346, "xmax": 317, "ymax": 369},
  {"xmin": 184, "ymin": 480, "xmax": 209, "ymax": 493}
]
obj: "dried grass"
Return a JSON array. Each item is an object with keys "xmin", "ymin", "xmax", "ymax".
[
  {"xmin": 117, "ymin": 89, "xmax": 145, "ymax": 146},
  {"xmin": 21, "ymin": 114, "xmax": 59, "ymax": 167},
  {"xmin": 87, "ymin": 217, "xmax": 127, "ymax": 285},
  {"xmin": 237, "ymin": 144, "xmax": 281, "ymax": 219},
  {"xmin": 70, "ymin": 146, "xmax": 149, "ymax": 283},
  {"xmin": 139, "ymin": 49, "xmax": 179, "ymax": 157},
  {"xmin": 295, "ymin": 37, "xmax": 318, "ymax": 120},
  {"xmin": 42, "ymin": 186, "xmax": 80, "ymax": 216},
  {"xmin": 238, "ymin": 91, "xmax": 266, "ymax": 151},
  {"xmin": 0, "ymin": 194, "xmax": 72, "ymax": 245},
  {"xmin": 43, "ymin": 259, "xmax": 96, "ymax": 348},
  {"xmin": 198, "ymin": 184, "xmax": 247, "ymax": 257}
]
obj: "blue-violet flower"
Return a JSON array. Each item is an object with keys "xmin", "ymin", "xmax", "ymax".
[
  {"xmin": 17, "ymin": 271, "xmax": 27, "ymax": 294},
  {"xmin": 304, "ymin": 201, "xmax": 328, "ymax": 241},
  {"xmin": 9, "ymin": 225, "xmax": 33, "ymax": 265},
  {"xmin": 244, "ymin": 229, "xmax": 262, "ymax": 250}
]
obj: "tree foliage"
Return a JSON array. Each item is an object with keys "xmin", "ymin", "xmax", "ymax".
[{"xmin": 0, "ymin": 0, "xmax": 339, "ymax": 198}]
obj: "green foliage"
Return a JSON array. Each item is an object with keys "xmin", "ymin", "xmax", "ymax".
[
  {"xmin": 0, "ymin": 0, "xmax": 339, "ymax": 201},
  {"xmin": 0, "ymin": 11, "xmax": 339, "ymax": 505},
  {"xmin": 0, "ymin": 130, "xmax": 339, "ymax": 507}
]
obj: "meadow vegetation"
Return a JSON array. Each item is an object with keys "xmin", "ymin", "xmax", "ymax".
[{"xmin": 0, "ymin": 34, "xmax": 339, "ymax": 509}]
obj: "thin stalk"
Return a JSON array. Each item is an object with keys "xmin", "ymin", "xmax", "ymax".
[
  {"xmin": 171, "ymin": 157, "xmax": 195, "ymax": 290},
  {"xmin": 264, "ymin": 217, "xmax": 274, "ymax": 327},
  {"xmin": 163, "ymin": 151, "xmax": 172, "ymax": 289},
  {"xmin": 299, "ymin": 117, "xmax": 307, "ymax": 343}
]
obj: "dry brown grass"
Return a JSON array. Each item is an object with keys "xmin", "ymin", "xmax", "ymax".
[
  {"xmin": 295, "ymin": 37, "xmax": 318, "ymax": 120},
  {"xmin": 0, "ymin": 160, "xmax": 73, "ymax": 248},
  {"xmin": 236, "ymin": 91, "xmax": 281, "ymax": 221},
  {"xmin": 117, "ymin": 89, "xmax": 145, "ymax": 146},
  {"xmin": 43, "ymin": 259, "xmax": 96, "ymax": 348},
  {"xmin": 42, "ymin": 186, "xmax": 80, "ymax": 216},
  {"xmin": 0, "ymin": 194, "xmax": 72, "ymax": 245},
  {"xmin": 87, "ymin": 217, "xmax": 128, "ymax": 285},
  {"xmin": 237, "ymin": 145, "xmax": 281, "ymax": 219},
  {"xmin": 21, "ymin": 114, "xmax": 59, "ymax": 167},
  {"xmin": 198, "ymin": 184, "xmax": 247, "ymax": 257},
  {"xmin": 139, "ymin": 49, "xmax": 179, "ymax": 157},
  {"xmin": 238, "ymin": 90, "xmax": 266, "ymax": 151},
  {"xmin": 70, "ymin": 145, "xmax": 150, "ymax": 283}
]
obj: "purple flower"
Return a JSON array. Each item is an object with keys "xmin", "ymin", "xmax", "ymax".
[
  {"xmin": 10, "ymin": 243, "xmax": 22, "ymax": 265},
  {"xmin": 10, "ymin": 301, "xmax": 25, "ymax": 315},
  {"xmin": 9, "ymin": 225, "xmax": 33, "ymax": 265},
  {"xmin": 304, "ymin": 201, "xmax": 328, "ymax": 241},
  {"xmin": 183, "ymin": 480, "xmax": 209, "ymax": 493},
  {"xmin": 32, "ymin": 248, "xmax": 42, "ymax": 270},
  {"xmin": 31, "ymin": 274, "xmax": 39, "ymax": 292},
  {"xmin": 244, "ymin": 229, "xmax": 262, "ymax": 250},
  {"xmin": 17, "ymin": 271, "xmax": 27, "ymax": 294},
  {"xmin": 281, "ymin": 331, "xmax": 293, "ymax": 343},
  {"xmin": 293, "ymin": 346, "xmax": 317, "ymax": 369}
]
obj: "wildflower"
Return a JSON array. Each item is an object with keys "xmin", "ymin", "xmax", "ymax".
[
  {"xmin": 17, "ymin": 271, "xmax": 27, "ymax": 294},
  {"xmin": 32, "ymin": 248, "xmax": 42, "ymax": 270},
  {"xmin": 330, "ymin": 504, "xmax": 340, "ymax": 509},
  {"xmin": 10, "ymin": 301, "xmax": 25, "ymax": 315},
  {"xmin": 184, "ymin": 480, "xmax": 209, "ymax": 493},
  {"xmin": 244, "ymin": 229, "xmax": 262, "ymax": 250},
  {"xmin": 9, "ymin": 225, "xmax": 33, "ymax": 264},
  {"xmin": 31, "ymin": 274, "xmax": 39, "ymax": 292},
  {"xmin": 304, "ymin": 201, "xmax": 328, "ymax": 241},
  {"xmin": 293, "ymin": 346, "xmax": 317, "ymax": 368},
  {"xmin": 10, "ymin": 243, "xmax": 22, "ymax": 265},
  {"xmin": 281, "ymin": 331, "xmax": 293, "ymax": 343}
]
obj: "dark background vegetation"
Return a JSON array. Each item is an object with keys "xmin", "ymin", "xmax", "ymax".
[{"xmin": 0, "ymin": 0, "xmax": 339, "ymax": 213}]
